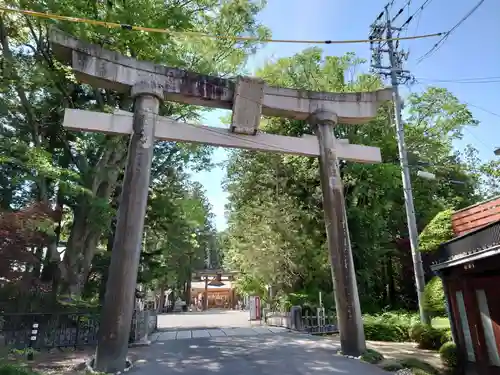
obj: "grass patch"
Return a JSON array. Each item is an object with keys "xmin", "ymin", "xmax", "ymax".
[
  {"xmin": 0, "ymin": 362, "xmax": 39, "ymax": 375},
  {"xmin": 381, "ymin": 360, "xmax": 404, "ymax": 371},
  {"xmin": 399, "ymin": 357, "xmax": 440, "ymax": 375},
  {"xmin": 431, "ymin": 317, "xmax": 450, "ymax": 330},
  {"xmin": 379, "ymin": 357, "xmax": 442, "ymax": 374},
  {"xmin": 360, "ymin": 349, "xmax": 384, "ymax": 364}
]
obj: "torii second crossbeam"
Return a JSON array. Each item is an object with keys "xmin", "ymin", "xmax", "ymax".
[{"xmin": 63, "ymin": 109, "xmax": 382, "ymax": 163}]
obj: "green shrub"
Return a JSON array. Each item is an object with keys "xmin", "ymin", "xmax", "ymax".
[
  {"xmin": 419, "ymin": 209, "xmax": 454, "ymax": 253},
  {"xmin": 417, "ymin": 326, "xmax": 448, "ymax": 350},
  {"xmin": 409, "ymin": 322, "xmax": 427, "ymax": 342},
  {"xmin": 360, "ymin": 349, "xmax": 384, "ymax": 364},
  {"xmin": 439, "ymin": 341, "xmax": 458, "ymax": 368},
  {"xmin": 411, "ymin": 369, "xmax": 436, "ymax": 375},
  {"xmin": 381, "ymin": 361, "xmax": 404, "ymax": 371},
  {"xmin": 364, "ymin": 321, "xmax": 411, "ymax": 342},
  {"xmin": 409, "ymin": 322, "xmax": 451, "ymax": 350},
  {"xmin": 363, "ymin": 311, "xmax": 418, "ymax": 342},
  {"xmin": 423, "ymin": 277, "xmax": 446, "ymax": 318},
  {"xmin": 441, "ymin": 328, "xmax": 453, "ymax": 344},
  {"xmin": 399, "ymin": 358, "xmax": 439, "ymax": 375},
  {"xmin": 0, "ymin": 363, "xmax": 39, "ymax": 375}
]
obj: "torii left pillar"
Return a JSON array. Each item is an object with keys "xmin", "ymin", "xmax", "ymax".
[{"xmin": 94, "ymin": 81, "xmax": 162, "ymax": 373}]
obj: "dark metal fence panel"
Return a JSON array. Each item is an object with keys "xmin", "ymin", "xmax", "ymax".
[
  {"xmin": 264, "ymin": 311, "xmax": 291, "ymax": 329},
  {"xmin": 148, "ymin": 310, "xmax": 158, "ymax": 333},
  {"xmin": 0, "ymin": 312, "xmax": 100, "ymax": 349},
  {"xmin": 1, "ymin": 310, "xmax": 158, "ymax": 350},
  {"xmin": 264, "ymin": 308, "xmax": 338, "ymax": 335},
  {"xmin": 301, "ymin": 311, "xmax": 338, "ymax": 334}
]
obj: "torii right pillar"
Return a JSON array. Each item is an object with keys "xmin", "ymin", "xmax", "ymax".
[{"xmin": 309, "ymin": 109, "xmax": 365, "ymax": 357}]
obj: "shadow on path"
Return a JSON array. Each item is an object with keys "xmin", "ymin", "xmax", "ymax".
[
  {"xmin": 165, "ymin": 310, "xmax": 240, "ymax": 316},
  {"xmin": 130, "ymin": 333, "xmax": 390, "ymax": 375}
]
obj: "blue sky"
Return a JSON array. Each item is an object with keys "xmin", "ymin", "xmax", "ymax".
[{"xmin": 190, "ymin": 0, "xmax": 499, "ymax": 231}]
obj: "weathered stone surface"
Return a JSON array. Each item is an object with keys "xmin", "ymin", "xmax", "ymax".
[
  {"xmin": 50, "ymin": 28, "xmax": 392, "ymax": 123},
  {"xmin": 231, "ymin": 76, "xmax": 265, "ymax": 135},
  {"xmin": 63, "ymin": 109, "xmax": 382, "ymax": 162}
]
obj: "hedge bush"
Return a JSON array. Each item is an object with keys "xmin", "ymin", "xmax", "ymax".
[
  {"xmin": 363, "ymin": 311, "xmax": 418, "ymax": 342},
  {"xmin": 408, "ymin": 322, "xmax": 452, "ymax": 350},
  {"xmin": 418, "ymin": 327, "xmax": 444, "ymax": 350},
  {"xmin": 439, "ymin": 341, "xmax": 458, "ymax": 368},
  {"xmin": 362, "ymin": 311, "xmax": 453, "ymax": 348},
  {"xmin": 364, "ymin": 321, "xmax": 410, "ymax": 342},
  {"xmin": 409, "ymin": 322, "xmax": 427, "ymax": 342},
  {"xmin": 360, "ymin": 348, "xmax": 384, "ymax": 364},
  {"xmin": 423, "ymin": 277, "xmax": 446, "ymax": 318},
  {"xmin": 441, "ymin": 328, "xmax": 453, "ymax": 343}
]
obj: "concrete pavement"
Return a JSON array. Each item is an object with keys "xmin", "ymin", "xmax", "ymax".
[
  {"xmin": 153, "ymin": 326, "xmax": 289, "ymax": 341},
  {"xmin": 156, "ymin": 309, "xmax": 253, "ymax": 330},
  {"xmin": 130, "ymin": 332, "xmax": 390, "ymax": 375},
  {"xmin": 127, "ymin": 310, "xmax": 390, "ymax": 374}
]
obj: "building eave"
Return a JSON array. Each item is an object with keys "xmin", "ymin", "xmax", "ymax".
[{"xmin": 431, "ymin": 244, "xmax": 500, "ymax": 272}]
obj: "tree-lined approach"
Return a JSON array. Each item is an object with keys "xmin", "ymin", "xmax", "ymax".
[
  {"xmin": 49, "ymin": 22, "xmax": 393, "ymax": 369},
  {"xmin": 1, "ymin": 1, "xmax": 498, "ymax": 373}
]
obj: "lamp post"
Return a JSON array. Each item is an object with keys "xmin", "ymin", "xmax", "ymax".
[{"xmin": 494, "ymin": 147, "xmax": 500, "ymax": 156}]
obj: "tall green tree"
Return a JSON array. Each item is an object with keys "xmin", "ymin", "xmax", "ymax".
[
  {"xmin": 222, "ymin": 48, "xmax": 487, "ymax": 312},
  {"xmin": 0, "ymin": 0, "xmax": 268, "ymax": 298}
]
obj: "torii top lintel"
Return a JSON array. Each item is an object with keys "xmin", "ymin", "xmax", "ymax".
[{"xmin": 49, "ymin": 28, "xmax": 392, "ymax": 124}]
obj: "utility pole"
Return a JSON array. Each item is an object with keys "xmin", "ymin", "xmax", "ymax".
[{"xmin": 369, "ymin": 4, "xmax": 430, "ymax": 324}]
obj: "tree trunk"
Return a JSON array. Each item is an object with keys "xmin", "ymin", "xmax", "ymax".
[
  {"xmin": 387, "ymin": 255, "xmax": 396, "ymax": 308},
  {"xmin": 100, "ymin": 216, "xmax": 116, "ymax": 303},
  {"xmin": 382, "ymin": 258, "xmax": 389, "ymax": 307},
  {"xmin": 158, "ymin": 287, "xmax": 166, "ymax": 313},
  {"xmin": 61, "ymin": 151, "xmax": 125, "ymax": 297},
  {"xmin": 32, "ymin": 247, "xmax": 44, "ymax": 278},
  {"xmin": 185, "ymin": 279, "xmax": 192, "ymax": 304}
]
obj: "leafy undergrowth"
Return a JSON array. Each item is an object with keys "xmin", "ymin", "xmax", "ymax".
[
  {"xmin": 360, "ymin": 348, "xmax": 384, "ymax": 364},
  {"xmin": 362, "ymin": 311, "xmax": 452, "ymax": 351},
  {"xmin": 363, "ymin": 311, "xmax": 419, "ymax": 342},
  {"xmin": 381, "ymin": 357, "xmax": 442, "ymax": 374},
  {"xmin": 0, "ymin": 362, "xmax": 39, "ymax": 375}
]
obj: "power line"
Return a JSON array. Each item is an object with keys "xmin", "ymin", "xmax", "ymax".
[
  {"xmin": 0, "ymin": 6, "xmax": 444, "ymax": 45},
  {"xmin": 416, "ymin": 0, "xmax": 486, "ymax": 64},
  {"xmin": 416, "ymin": 76, "xmax": 500, "ymax": 84},
  {"xmin": 466, "ymin": 102, "xmax": 500, "ymax": 119},
  {"xmin": 408, "ymin": 82, "xmax": 497, "ymax": 149},
  {"xmin": 462, "ymin": 126, "xmax": 493, "ymax": 150},
  {"xmin": 391, "ymin": 0, "xmax": 412, "ymax": 23},
  {"xmin": 397, "ymin": 0, "xmax": 434, "ymax": 50},
  {"xmin": 409, "ymin": 80, "xmax": 500, "ymax": 118},
  {"xmin": 400, "ymin": 0, "xmax": 434, "ymax": 29}
]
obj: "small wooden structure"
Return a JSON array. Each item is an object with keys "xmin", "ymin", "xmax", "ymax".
[
  {"xmin": 191, "ymin": 269, "xmax": 239, "ymax": 310},
  {"xmin": 452, "ymin": 196, "xmax": 500, "ymax": 236},
  {"xmin": 431, "ymin": 197, "xmax": 500, "ymax": 375}
]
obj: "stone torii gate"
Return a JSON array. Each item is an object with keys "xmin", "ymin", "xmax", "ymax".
[{"xmin": 50, "ymin": 28, "xmax": 391, "ymax": 372}]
